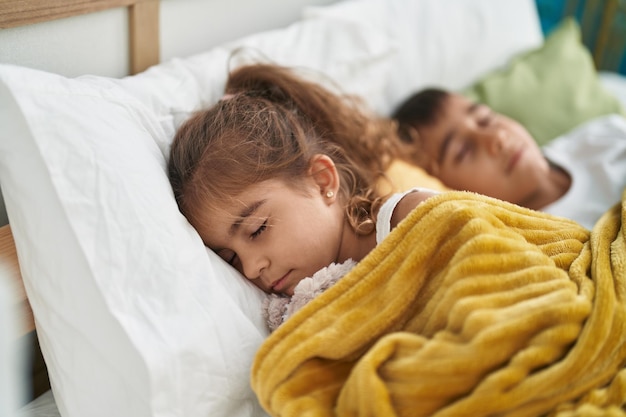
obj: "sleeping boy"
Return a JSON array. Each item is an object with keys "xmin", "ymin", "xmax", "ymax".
[{"xmin": 391, "ymin": 87, "xmax": 626, "ymax": 230}]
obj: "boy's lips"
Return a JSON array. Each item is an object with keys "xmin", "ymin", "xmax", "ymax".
[{"xmin": 506, "ymin": 148, "xmax": 523, "ymax": 174}]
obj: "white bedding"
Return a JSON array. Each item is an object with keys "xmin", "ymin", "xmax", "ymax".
[
  {"xmin": 600, "ymin": 71, "xmax": 626, "ymax": 109},
  {"xmin": 17, "ymin": 66, "xmax": 626, "ymax": 417},
  {"xmin": 18, "ymin": 45, "xmax": 626, "ymax": 417}
]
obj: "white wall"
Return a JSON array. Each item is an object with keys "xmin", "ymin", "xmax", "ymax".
[
  {"xmin": 0, "ymin": 0, "xmax": 338, "ymax": 227},
  {"xmin": 160, "ymin": 0, "xmax": 337, "ymax": 61},
  {"xmin": 0, "ymin": 0, "xmax": 337, "ymax": 78},
  {"xmin": 0, "ymin": 8, "xmax": 129, "ymax": 78}
]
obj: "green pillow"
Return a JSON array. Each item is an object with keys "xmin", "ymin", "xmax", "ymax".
[{"xmin": 463, "ymin": 17, "xmax": 626, "ymax": 146}]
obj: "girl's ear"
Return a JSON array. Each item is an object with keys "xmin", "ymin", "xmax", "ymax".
[{"xmin": 308, "ymin": 154, "xmax": 340, "ymax": 203}]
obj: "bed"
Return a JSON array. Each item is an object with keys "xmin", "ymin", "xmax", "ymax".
[{"xmin": 0, "ymin": 0, "xmax": 625, "ymax": 416}]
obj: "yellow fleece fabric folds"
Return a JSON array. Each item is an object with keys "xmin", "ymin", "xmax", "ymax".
[{"xmin": 251, "ymin": 190, "xmax": 626, "ymax": 416}]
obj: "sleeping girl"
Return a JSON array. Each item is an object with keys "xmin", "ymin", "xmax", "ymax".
[{"xmin": 167, "ymin": 62, "xmax": 438, "ymax": 302}]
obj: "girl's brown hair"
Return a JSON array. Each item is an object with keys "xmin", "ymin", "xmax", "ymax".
[{"xmin": 168, "ymin": 63, "xmax": 399, "ymax": 237}]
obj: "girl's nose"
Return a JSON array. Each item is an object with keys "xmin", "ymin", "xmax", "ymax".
[{"xmin": 241, "ymin": 252, "xmax": 269, "ymax": 282}]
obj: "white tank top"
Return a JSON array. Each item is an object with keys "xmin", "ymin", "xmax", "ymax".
[{"xmin": 376, "ymin": 187, "xmax": 440, "ymax": 244}]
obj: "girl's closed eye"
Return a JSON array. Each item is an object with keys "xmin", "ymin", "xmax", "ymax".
[
  {"xmin": 217, "ymin": 248, "xmax": 238, "ymax": 266},
  {"xmin": 251, "ymin": 220, "xmax": 268, "ymax": 239},
  {"xmin": 218, "ymin": 249, "xmax": 243, "ymax": 273}
]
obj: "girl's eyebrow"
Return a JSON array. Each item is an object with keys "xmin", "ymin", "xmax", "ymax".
[{"xmin": 229, "ymin": 199, "xmax": 266, "ymax": 236}]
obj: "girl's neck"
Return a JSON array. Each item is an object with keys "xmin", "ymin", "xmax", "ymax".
[{"xmin": 337, "ymin": 221, "xmax": 378, "ymax": 264}]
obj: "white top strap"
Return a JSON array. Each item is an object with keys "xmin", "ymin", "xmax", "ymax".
[{"xmin": 376, "ymin": 187, "xmax": 438, "ymax": 244}]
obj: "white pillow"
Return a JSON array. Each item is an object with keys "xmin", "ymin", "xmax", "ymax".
[
  {"xmin": 599, "ymin": 71, "xmax": 626, "ymax": 110},
  {"xmin": 0, "ymin": 67, "xmax": 269, "ymax": 417},
  {"xmin": 304, "ymin": 0, "xmax": 544, "ymax": 113},
  {"xmin": 0, "ymin": 15, "xmax": 393, "ymax": 417}
]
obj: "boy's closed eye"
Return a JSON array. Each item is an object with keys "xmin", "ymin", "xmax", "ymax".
[
  {"xmin": 454, "ymin": 139, "xmax": 474, "ymax": 163},
  {"xmin": 474, "ymin": 105, "xmax": 495, "ymax": 127}
]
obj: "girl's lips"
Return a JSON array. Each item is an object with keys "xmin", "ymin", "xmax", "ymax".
[{"xmin": 271, "ymin": 272, "xmax": 290, "ymax": 293}]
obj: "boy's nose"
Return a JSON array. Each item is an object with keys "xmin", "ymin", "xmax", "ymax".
[{"xmin": 479, "ymin": 127, "xmax": 506, "ymax": 156}]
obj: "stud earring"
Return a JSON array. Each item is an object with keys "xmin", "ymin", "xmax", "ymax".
[{"xmin": 326, "ymin": 190, "xmax": 334, "ymax": 198}]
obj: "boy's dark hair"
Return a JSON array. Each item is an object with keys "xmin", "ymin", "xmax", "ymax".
[{"xmin": 391, "ymin": 88, "xmax": 450, "ymax": 144}]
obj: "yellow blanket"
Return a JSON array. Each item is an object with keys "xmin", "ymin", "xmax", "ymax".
[{"xmin": 252, "ymin": 190, "xmax": 626, "ymax": 416}]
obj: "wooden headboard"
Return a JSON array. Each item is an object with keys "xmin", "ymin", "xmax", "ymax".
[
  {"xmin": 0, "ymin": 0, "xmax": 160, "ymax": 74},
  {"xmin": 0, "ymin": 225, "xmax": 29, "ymax": 336}
]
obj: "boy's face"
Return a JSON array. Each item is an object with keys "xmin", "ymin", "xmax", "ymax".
[{"xmin": 415, "ymin": 94, "xmax": 550, "ymax": 206}]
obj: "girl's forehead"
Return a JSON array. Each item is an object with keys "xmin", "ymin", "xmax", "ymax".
[
  {"xmin": 199, "ymin": 179, "xmax": 308, "ymax": 247},
  {"xmin": 201, "ymin": 179, "xmax": 286, "ymax": 224},
  {"xmin": 198, "ymin": 201, "xmax": 253, "ymax": 249}
]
